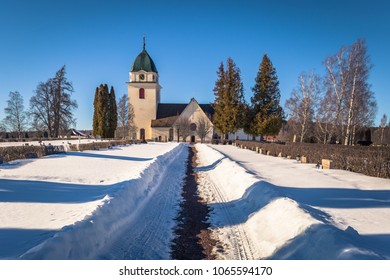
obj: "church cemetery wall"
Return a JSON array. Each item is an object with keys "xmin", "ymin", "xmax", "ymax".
[{"xmin": 234, "ymin": 140, "xmax": 390, "ymax": 179}]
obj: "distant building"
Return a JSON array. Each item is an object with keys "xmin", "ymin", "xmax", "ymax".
[{"xmin": 127, "ymin": 40, "xmax": 256, "ymax": 142}]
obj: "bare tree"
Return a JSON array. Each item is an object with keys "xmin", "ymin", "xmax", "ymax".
[
  {"xmin": 380, "ymin": 114, "xmax": 388, "ymax": 145},
  {"xmin": 285, "ymin": 72, "xmax": 321, "ymax": 142},
  {"xmin": 30, "ymin": 65, "xmax": 77, "ymax": 138},
  {"xmin": 3, "ymin": 91, "xmax": 28, "ymax": 139},
  {"xmin": 128, "ymin": 101, "xmax": 137, "ymax": 138},
  {"xmin": 196, "ymin": 117, "xmax": 213, "ymax": 143},
  {"xmin": 175, "ymin": 117, "xmax": 191, "ymax": 142},
  {"xmin": 323, "ymin": 39, "xmax": 376, "ymax": 145},
  {"xmin": 343, "ymin": 39, "xmax": 375, "ymax": 145},
  {"xmin": 117, "ymin": 94, "xmax": 129, "ymax": 138},
  {"xmin": 0, "ymin": 121, "xmax": 6, "ymax": 133},
  {"xmin": 323, "ymin": 46, "xmax": 350, "ymax": 143},
  {"xmin": 314, "ymin": 94, "xmax": 334, "ymax": 144}
]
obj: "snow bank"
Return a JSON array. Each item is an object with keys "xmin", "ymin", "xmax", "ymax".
[
  {"xmin": 18, "ymin": 144, "xmax": 187, "ymax": 259},
  {"xmin": 195, "ymin": 144, "xmax": 386, "ymax": 259}
]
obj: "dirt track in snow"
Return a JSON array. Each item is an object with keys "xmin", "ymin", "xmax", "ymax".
[{"xmin": 171, "ymin": 146, "xmax": 216, "ymax": 259}]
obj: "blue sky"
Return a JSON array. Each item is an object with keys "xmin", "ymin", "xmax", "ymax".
[{"xmin": 0, "ymin": 0, "xmax": 389, "ymax": 130}]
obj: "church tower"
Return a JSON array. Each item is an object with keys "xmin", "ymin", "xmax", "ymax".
[{"xmin": 127, "ymin": 38, "xmax": 161, "ymax": 140}]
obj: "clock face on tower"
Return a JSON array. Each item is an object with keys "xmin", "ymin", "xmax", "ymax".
[{"xmin": 139, "ymin": 74, "xmax": 145, "ymax": 81}]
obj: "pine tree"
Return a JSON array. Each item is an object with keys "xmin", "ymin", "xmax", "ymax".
[
  {"xmin": 247, "ymin": 54, "xmax": 284, "ymax": 138},
  {"xmin": 213, "ymin": 57, "xmax": 245, "ymax": 140}
]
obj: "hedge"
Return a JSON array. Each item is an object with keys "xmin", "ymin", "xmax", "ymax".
[
  {"xmin": 234, "ymin": 140, "xmax": 390, "ymax": 179},
  {"xmin": 0, "ymin": 140, "xmax": 135, "ymax": 163},
  {"xmin": 0, "ymin": 145, "xmax": 46, "ymax": 162},
  {"xmin": 68, "ymin": 139, "xmax": 134, "ymax": 152}
]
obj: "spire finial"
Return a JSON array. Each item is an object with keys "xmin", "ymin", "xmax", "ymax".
[{"xmin": 143, "ymin": 34, "xmax": 146, "ymax": 50}]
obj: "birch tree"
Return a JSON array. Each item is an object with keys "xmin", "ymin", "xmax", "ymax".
[
  {"xmin": 323, "ymin": 39, "xmax": 376, "ymax": 145},
  {"xmin": 3, "ymin": 91, "xmax": 28, "ymax": 138},
  {"xmin": 285, "ymin": 72, "xmax": 321, "ymax": 142}
]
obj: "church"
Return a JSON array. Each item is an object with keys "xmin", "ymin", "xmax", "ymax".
[{"xmin": 127, "ymin": 42, "xmax": 215, "ymax": 142}]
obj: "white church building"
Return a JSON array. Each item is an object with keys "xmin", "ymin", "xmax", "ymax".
[{"xmin": 127, "ymin": 42, "xmax": 257, "ymax": 142}]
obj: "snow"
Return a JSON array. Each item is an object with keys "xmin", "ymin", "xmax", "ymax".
[
  {"xmin": 1, "ymin": 140, "xmax": 389, "ymax": 260},
  {"xmin": 195, "ymin": 144, "xmax": 390, "ymax": 259},
  {"xmin": 0, "ymin": 142, "xmax": 187, "ymax": 259}
]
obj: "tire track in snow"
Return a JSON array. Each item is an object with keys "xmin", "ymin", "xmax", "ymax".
[
  {"xmin": 196, "ymin": 156, "xmax": 255, "ymax": 260},
  {"xmin": 98, "ymin": 144, "xmax": 188, "ymax": 259}
]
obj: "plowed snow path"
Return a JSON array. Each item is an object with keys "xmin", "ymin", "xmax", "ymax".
[
  {"xmin": 5, "ymin": 143, "xmax": 188, "ymax": 259},
  {"xmin": 97, "ymin": 145, "xmax": 188, "ymax": 259}
]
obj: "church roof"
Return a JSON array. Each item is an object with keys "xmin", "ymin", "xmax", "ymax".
[
  {"xmin": 151, "ymin": 116, "xmax": 178, "ymax": 127},
  {"xmin": 156, "ymin": 103, "xmax": 214, "ymax": 120},
  {"xmin": 131, "ymin": 48, "xmax": 158, "ymax": 73}
]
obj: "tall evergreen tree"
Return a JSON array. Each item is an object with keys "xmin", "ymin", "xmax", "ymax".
[
  {"xmin": 246, "ymin": 54, "xmax": 284, "ymax": 138},
  {"xmin": 100, "ymin": 84, "xmax": 109, "ymax": 138},
  {"xmin": 212, "ymin": 57, "xmax": 245, "ymax": 140},
  {"xmin": 92, "ymin": 84, "xmax": 118, "ymax": 138},
  {"xmin": 93, "ymin": 87, "xmax": 103, "ymax": 137},
  {"xmin": 108, "ymin": 86, "xmax": 118, "ymax": 138}
]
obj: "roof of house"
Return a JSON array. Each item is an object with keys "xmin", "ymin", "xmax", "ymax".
[
  {"xmin": 151, "ymin": 116, "xmax": 179, "ymax": 127},
  {"xmin": 156, "ymin": 103, "xmax": 214, "ymax": 120}
]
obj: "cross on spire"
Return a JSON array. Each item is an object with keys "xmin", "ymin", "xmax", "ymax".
[{"xmin": 143, "ymin": 34, "xmax": 146, "ymax": 50}]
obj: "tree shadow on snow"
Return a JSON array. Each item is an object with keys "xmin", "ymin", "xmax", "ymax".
[
  {"xmin": 208, "ymin": 181, "xmax": 277, "ymax": 227},
  {"xmin": 58, "ymin": 152, "xmax": 153, "ymax": 162},
  {"xmin": 268, "ymin": 223, "xmax": 389, "ymax": 260},
  {"xmin": 207, "ymin": 180, "xmax": 390, "ymax": 229},
  {"xmin": 194, "ymin": 156, "xmax": 226, "ymax": 172},
  {"xmin": 0, "ymin": 178, "xmax": 115, "ymax": 203},
  {"xmin": 272, "ymin": 185, "xmax": 390, "ymax": 208},
  {"xmin": 0, "ymin": 228, "xmax": 58, "ymax": 259}
]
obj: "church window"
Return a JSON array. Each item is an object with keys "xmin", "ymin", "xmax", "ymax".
[
  {"xmin": 139, "ymin": 88, "xmax": 145, "ymax": 99},
  {"xmin": 190, "ymin": 123, "xmax": 197, "ymax": 132}
]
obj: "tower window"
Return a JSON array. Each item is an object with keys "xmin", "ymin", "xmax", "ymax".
[{"xmin": 139, "ymin": 88, "xmax": 145, "ymax": 99}]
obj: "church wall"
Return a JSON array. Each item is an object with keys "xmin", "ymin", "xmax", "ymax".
[
  {"xmin": 151, "ymin": 127, "xmax": 171, "ymax": 142},
  {"xmin": 128, "ymin": 82, "xmax": 159, "ymax": 140}
]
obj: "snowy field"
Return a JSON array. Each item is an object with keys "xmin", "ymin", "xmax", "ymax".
[
  {"xmin": 0, "ymin": 142, "xmax": 187, "ymax": 259},
  {"xmin": 196, "ymin": 144, "xmax": 390, "ymax": 259},
  {"xmin": 1, "ymin": 142, "xmax": 389, "ymax": 260}
]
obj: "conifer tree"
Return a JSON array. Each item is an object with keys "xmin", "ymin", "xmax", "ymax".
[
  {"xmin": 212, "ymin": 57, "xmax": 245, "ymax": 140},
  {"xmin": 92, "ymin": 84, "xmax": 111, "ymax": 138},
  {"xmin": 108, "ymin": 86, "xmax": 118, "ymax": 138},
  {"xmin": 100, "ymin": 84, "xmax": 109, "ymax": 138},
  {"xmin": 246, "ymin": 54, "xmax": 284, "ymax": 138},
  {"xmin": 92, "ymin": 87, "xmax": 101, "ymax": 137}
]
